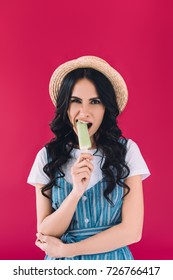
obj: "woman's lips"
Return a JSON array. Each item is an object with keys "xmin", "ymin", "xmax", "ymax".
[{"xmin": 75, "ymin": 119, "xmax": 92, "ymax": 128}]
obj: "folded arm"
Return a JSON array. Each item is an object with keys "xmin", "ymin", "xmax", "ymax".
[
  {"xmin": 35, "ymin": 184, "xmax": 81, "ymax": 237},
  {"xmin": 36, "ymin": 175, "xmax": 144, "ymax": 258},
  {"xmin": 67, "ymin": 175, "xmax": 144, "ymax": 257},
  {"xmin": 35, "ymin": 153, "xmax": 94, "ymax": 237}
]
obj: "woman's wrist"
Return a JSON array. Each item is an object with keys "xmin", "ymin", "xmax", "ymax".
[
  {"xmin": 70, "ymin": 188, "xmax": 83, "ymax": 201},
  {"xmin": 63, "ymin": 242, "xmax": 80, "ymax": 258}
]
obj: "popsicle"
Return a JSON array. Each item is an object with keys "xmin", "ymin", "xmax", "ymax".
[{"xmin": 76, "ymin": 120, "xmax": 91, "ymax": 150}]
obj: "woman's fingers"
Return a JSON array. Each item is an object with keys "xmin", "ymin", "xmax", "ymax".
[
  {"xmin": 76, "ymin": 153, "xmax": 93, "ymax": 163},
  {"xmin": 77, "ymin": 159, "xmax": 94, "ymax": 170},
  {"xmin": 36, "ymin": 232, "xmax": 47, "ymax": 243},
  {"xmin": 71, "ymin": 161, "xmax": 93, "ymax": 177},
  {"xmin": 71, "ymin": 153, "xmax": 94, "ymax": 195},
  {"xmin": 78, "ymin": 172, "xmax": 90, "ymax": 181},
  {"xmin": 72, "ymin": 166, "xmax": 91, "ymax": 176},
  {"xmin": 72, "ymin": 160, "xmax": 94, "ymax": 174},
  {"xmin": 35, "ymin": 238, "xmax": 47, "ymax": 252}
]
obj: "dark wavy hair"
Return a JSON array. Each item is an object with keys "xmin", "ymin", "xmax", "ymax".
[{"xmin": 42, "ymin": 68, "xmax": 130, "ymax": 205}]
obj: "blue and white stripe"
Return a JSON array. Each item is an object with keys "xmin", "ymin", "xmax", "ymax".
[{"xmin": 46, "ymin": 176, "xmax": 133, "ymax": 260}]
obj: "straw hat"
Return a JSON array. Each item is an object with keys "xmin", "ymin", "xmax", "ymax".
[{"xmin": 49, "ymin": 55, "xmax": 128, "ymax": 112}]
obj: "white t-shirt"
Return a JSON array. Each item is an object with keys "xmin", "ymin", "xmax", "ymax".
[{"xmin": 27, "ymin": 139, "xmax": 150, "ymax": 189}]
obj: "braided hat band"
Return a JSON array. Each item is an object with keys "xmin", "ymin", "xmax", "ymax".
[{"xmin": 49, "ymin": 56, "xmax": 128, "ymax": 113}]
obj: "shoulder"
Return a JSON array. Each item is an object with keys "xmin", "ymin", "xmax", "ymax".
[
  {"xmin": 119, "ymin": 138, "xmax": 140, "ymax": 154},
  {"xmin": 125, "ymin": 138, "xmax": 143, "ymax": 162},
  {"xmin": 35, "ymin": 147, "xmax": 47, "ymax": 162},
  {"xmin": 125, "ymin": 138, "xmax": 151, "ymax": 180},
  {"xmin": 30, "ymin": 146, "xmax": 48, "ymax": 169},
  {"xmin": 27, "ymin": 146, "xmax": 50, "ymax": 186},
  {"xmin": 126, "ymin": 138, "xmax": 140, "ymax": 153}
]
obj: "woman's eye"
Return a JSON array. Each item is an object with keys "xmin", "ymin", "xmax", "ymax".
[
  {"xmin": 70, "ymin": 98, "xmax": 101, "ymax": 104},
  {"xmin": 70, "ymin": 99, "xmax": 81, "ymax": 103},
  {"xmin": 91, "ymin": 99, "xmax": 101, "ymax": 104}
]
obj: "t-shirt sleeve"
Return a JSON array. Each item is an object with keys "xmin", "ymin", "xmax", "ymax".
[
  {"xmin": 125, "ymin": 139, "xmax": 151, "ymax": 180},
  {"xmin": 27, "ymin": 147, "xmax": 50, "ymax": 186}
]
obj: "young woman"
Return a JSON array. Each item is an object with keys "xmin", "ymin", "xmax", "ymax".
[{"xmin": 27, "ymin": 56, "xmax": 150, "ymax": 260}]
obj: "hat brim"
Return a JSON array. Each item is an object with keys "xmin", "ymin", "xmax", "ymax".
[{"xmin": 49, "ymin": 56, "xmax": 128, "ymax": 113}]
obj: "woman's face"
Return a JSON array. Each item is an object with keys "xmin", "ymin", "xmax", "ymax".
[{"xmin": 67, "ymin": 78, "xmax": 105, "ymax": 148}]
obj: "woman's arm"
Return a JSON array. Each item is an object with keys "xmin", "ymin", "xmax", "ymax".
[
  {"xmin": 36, "ymin": 175, "xmax": 144, "ymax": 258},
  {"xmin": 69, "ymin": 174, "xmax": 144, "ymax": 257},
  {"xmin": 36, "ymin": 153, "xmax": 94, "ymax": 237},
  {"xmin": 36, "ymin": 183, "xmax": 81, "ymax": 237}
]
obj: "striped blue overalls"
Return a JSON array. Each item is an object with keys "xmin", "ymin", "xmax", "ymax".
[{"xmin": 45, "ymin": 175, "xmax": 134, "ymax": 260}]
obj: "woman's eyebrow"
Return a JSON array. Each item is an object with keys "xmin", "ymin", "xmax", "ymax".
[
  {"xmin": 71, "ymin": 96, "xmax": 100, "ymax": 100},
  {"xmin": 70, "ymin": 96, "xmax": 81, "ymax": 100}
]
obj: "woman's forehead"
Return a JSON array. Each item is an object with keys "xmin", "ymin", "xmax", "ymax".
[{"xmin": 71, "ymin": 78, "xmax": 98, "ymax": 98}]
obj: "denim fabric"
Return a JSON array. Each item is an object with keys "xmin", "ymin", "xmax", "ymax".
[{"xmin": 45, "ymin": 176, "xmax": 133, "ymax": 260}]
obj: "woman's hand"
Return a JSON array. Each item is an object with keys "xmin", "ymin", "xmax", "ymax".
[
  {"xmin": 35, "ymin": 233, "xmax": 67, "ymax": 258},
  {"xmin": 71, "ymin": 153, "xmax": 94, "ymax": 198}
]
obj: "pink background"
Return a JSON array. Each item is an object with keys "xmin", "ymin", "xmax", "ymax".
[{"xmin": 0, "ymin": 0, "xmax": 172, "ymax": 260}]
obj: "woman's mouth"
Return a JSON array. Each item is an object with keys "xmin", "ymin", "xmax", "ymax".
[
  {"xmin": 87, "ymin": 123, "xmax": 92, "ymax": 129},
  {"xmin": 76, "ymin": 120, "xmax": 92, "ymax": 129}
]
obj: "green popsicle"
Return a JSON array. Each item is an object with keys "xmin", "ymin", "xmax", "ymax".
[{"xmin": 76, "ymin": 120, "xmax": 91, "ymax": 150}]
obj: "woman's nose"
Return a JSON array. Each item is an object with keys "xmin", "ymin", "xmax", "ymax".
[{"xmin": 79, "ymin": 104, "xmax": 90, "ymax": 117}]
